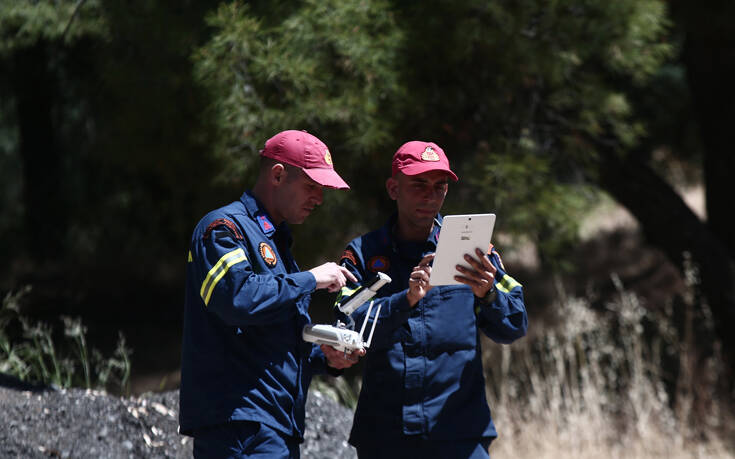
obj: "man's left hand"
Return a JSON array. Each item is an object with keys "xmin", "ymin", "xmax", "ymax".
[
  {"xmin": 321, "ymin": 344, "xmax": 365, "ymax": 370},
  {"xmin": 454, "ymin": 247, "xmax": 497, "ymax": 298}
]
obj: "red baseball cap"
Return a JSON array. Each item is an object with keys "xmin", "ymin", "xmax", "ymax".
[
  {"xmin": 260, "ymin": 130, "xmax": 350, "ymax": 189},
  {"xmin": 391, "ymin": 141, "xmax": 458, "ymax": 181}
]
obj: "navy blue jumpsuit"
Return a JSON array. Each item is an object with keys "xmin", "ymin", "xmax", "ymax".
[
  {"xmin": 180, "ymin": 191, "xmax": 333, "ymax": 458},
  {"xmin": 338, "ymin": 214, "xmax": 528, "ymax": 458}
]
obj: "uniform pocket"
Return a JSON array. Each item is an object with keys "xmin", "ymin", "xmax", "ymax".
[{"xmin": 424, "ymin": 286, "xmax": 477, "ymax": 353}]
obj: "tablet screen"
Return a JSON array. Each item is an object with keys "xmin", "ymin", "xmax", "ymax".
[{"xmin": 429, "ymin": 214, "xmax": 496, "ymax": 286}]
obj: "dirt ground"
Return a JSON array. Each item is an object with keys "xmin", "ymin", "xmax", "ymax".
[{"xmin": 0, "ymin": 373, "xmax": 356, "ymax": 459}]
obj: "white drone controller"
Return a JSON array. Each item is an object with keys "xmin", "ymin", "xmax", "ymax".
[{"xmin": 303, "ymin": 272, "xmax": 391, "ymax": 352}]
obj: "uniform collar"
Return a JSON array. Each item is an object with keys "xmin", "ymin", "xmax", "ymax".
[
  {"xmin": 429, "ymin": 214, "xmax": 443, "ymax": 246},
  {"xmin": 383, "ymin": 213, "xmax": 443, "ymax": 257},
  {"xmin": 240, "ymin": 190, "xmax": 289, "ymax": 242}
]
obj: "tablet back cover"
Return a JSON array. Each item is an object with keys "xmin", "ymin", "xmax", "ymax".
[{"xmin": 429, "ymin": 213, "xmax": 496, "ymax": 286}]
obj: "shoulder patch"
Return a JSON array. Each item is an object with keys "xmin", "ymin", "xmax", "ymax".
[
  {"xmin": 259, "ymin": 242, "xmax": 278, "ymax": 267},
  {"xmin": 257, "ymin": 214, "xmax": 275, "ymax": 233},
  {"xmin": 203, "ymin": 218, "xmax": 243, "ymax": 240},
  {"xmin": 367, "ymin": 255, "xmax": 390, "ymax": 273},
  {"xmin": 341, "ymin": 249, "xmax": 358, "ymax": 267}
]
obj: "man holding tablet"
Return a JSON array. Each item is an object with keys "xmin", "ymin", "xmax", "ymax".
[{"xmin": 337, "ymin": 140, "xmax": 528, "ymax": 458}]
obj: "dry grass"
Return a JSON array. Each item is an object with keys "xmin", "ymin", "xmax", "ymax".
[{"xmin": 484, "ymin": 258, "xmax": 735, "ymax": 459}]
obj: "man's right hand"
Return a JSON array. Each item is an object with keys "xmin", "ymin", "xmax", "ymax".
[
  {"xmin": 309, "ymin": 262, "xmax": 358, "ymax": 293},
  {"xmin": 406, "ymin": 253, "xmax": 434, "ymax": 307},
  {"xmin": 321, "ymin": 344, "xmax": 365, "ymax": 369}
]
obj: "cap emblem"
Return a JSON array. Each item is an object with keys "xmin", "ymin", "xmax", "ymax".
[
  {"xmin": 324, "ymin": 149, "xmax": 333, "ymax": 166},
  {"xmin": 421, "ymin": 146, "xmax": 440, "ymax": 161}
]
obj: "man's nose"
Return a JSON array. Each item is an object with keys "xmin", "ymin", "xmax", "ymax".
[{"xmin": 426, "ymin": 188, "xmax": 443, "ymax": 201}]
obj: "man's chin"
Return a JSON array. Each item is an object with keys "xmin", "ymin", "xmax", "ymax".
[
  {"xmin": 290, "ymin": 212, "xmax": 312, "ymax": 224},
  {"xmin": 416, "ymin": 209, "xmax": 437, "ymax": 218},
  {"xmin": 407, "ymin": 216, "xmax": 435, "ymax": 231},
  {"xmin": 415, "ymin": 212, "xmax": 437, "ymax": 223}
]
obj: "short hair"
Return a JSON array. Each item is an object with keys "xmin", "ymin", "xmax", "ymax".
[{"xmin": 259, "ymin": 156, "xmax": 302, "ymax": 182}]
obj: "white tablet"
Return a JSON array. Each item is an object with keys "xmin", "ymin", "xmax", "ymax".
[{"xmin": 429, "ymin": 214, "xmax": 496, "ymax": 286}]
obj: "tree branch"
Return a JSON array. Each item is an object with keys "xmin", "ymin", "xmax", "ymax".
[{"xmin": 62, "ymin": 0, "xmax": 87, "ymax": 39}]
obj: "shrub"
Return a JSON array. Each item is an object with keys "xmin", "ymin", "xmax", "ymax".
[
  {"xmin": 0, "ymin": 286, "xmax": 131, "ymax": 394},
  {"xmin": 484, "ymin": 261, "xmax": 734, "ymax": 458}
]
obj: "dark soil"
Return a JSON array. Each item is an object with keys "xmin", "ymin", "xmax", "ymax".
[{"xmin": 0, "ymin": 373, "xmax": 356, "ymax": 459}]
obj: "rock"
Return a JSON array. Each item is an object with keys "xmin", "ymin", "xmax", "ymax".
[{"xmin": 303, "ymin": 391, "xmax": 357, "ymax": 459}]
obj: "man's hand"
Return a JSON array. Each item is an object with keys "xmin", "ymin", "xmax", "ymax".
[
  {"xmin": 309, "ymin": 262, "xmax": 358, "ymax": 292},
  {"xmin": 321, "ymin": 344, "xmax": 365, "ymax": 369},
  {"xmin": 454, "ymin": 247, "xmax": 497, "ymax": 298},
  {"xmin": 406, "ymin": 253, "xmax": 434, "ymax": 307}
]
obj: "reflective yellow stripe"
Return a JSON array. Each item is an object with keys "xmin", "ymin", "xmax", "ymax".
[
  {"xmin": 335, "ymin": 285, "xmax": 359, "ymax": 305},
  {"xmin": 496, "ymin": 274, "xmax": 521, "ymax": 293},
  {"xmin": 200, "ymin": 248, "xmax": 247, "ymax": 306},
  {"xmin": 188, "ymin": 251, "xmax": 193, "ymax": 262}
]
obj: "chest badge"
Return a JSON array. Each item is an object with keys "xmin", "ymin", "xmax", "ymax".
[
  {"xmin": 367, "ymin": 255, "xmax": 390, "ymax": 273},
  {"xmin": 259, "ymin": 242, "xmax": 278, "ymax": 267}
]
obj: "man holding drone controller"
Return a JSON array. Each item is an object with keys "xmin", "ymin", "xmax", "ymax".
[
  {"xmin": 337, "ymin": 140, "xmax": 528, "ymax": 458},
  {"xmin": 180, "ymin": 130, "xmax": 364, "ymax": 459}
]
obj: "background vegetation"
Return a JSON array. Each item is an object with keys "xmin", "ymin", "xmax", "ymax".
[{"xmin": 1, "ymin": 0, "xmax": 734, "ymax": 456}]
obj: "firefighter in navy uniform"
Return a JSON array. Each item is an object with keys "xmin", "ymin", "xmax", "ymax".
[
  {"xmin": 180, "ymin": 130, "xmax": 363, "ymax": 459},
  {"xmin": 337, "ymin": 141, "xmax": 528, "ymax": 459}
]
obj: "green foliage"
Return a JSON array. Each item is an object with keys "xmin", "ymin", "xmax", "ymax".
[
  {"xmin": 0, "ymin": 0, "xmax": 109, "ymax": 263},
  {"xmin": 192, "ymin": 0, "xmax": 673, "ymax": 266},
  {"xmin": 0, "ymin": 0, "xmax": 108, "ymax": 56},
  {"xmin": 401, "ymin": 0, "xmax": 671, "ymax": 264},
  {"xmin": 0, "ymin": 0, "xmax": 677, "ymax": 274},
  {"xmin": 462, "ymin": 148, "xmax": 598, "ymax": 269},
  {"xmin": 0, "ymin": 287, "xmax": 132, "ymax": 394},
  {"xmin": 0, "ymin": 0, "xmax": 223, "ymax": 280},
  {"xmin": 193, "ymin": 0, "xmax": 403, "ymax": 184}
]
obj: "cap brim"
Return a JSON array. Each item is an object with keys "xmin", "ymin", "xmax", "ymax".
[
  {"xmin": 303, "ymin": 168, "xmax": 350, "ymax": 189},
  {"xmin": 398, "ymin": 164, "xmax": 458, "ymax": 181}
]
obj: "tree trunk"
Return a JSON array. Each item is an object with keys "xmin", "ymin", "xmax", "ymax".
[
  {"xmin": 677, "ymin": 2, "xmax": 735, "ymax": 260},
  {"xmin": 597, "ymin": 148, "xmax": 735, "ymax": 367},
  {"xmin": 12, "ymin": 43, "xmax": 66, "ymax": 260}
]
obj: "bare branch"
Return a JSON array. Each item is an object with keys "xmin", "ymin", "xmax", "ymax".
[{"xmin": 62, "ymin": 0, "xmax": 87, "ymax": 39}]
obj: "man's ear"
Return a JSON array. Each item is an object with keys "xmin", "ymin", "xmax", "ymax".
[
  {"xmin": 386, "ymin": 177, "xmax": 398, "ymax": 200},
  {"xmin": 270, "ymin": 163, "xmax": 287, "ymax": 185}
]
